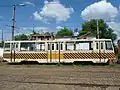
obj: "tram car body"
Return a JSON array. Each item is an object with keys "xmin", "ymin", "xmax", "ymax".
[{"xmin": 2, "ymin": 38, "xmax": 115, "ymax": 64}]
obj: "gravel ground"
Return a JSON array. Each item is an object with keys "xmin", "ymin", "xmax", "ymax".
[{"xmin": 0, "ymin": 64, "xmax": 120, "ymax": 90}]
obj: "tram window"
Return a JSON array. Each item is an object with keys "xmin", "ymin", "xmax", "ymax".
[
  {"xmin": 48, "ymin": 44, "xmax": 50, "ymax": 50},
  {"xmin": 96, "ymin": 43, "xmax": 98, "ymax": 49},
  {"xmin": 38, "ymin": 43, "xmax": 45, "ymax": 51},
  {"xmin": 89, "ymin": 42, "xmax": 93, "ymax": 50},
  {"xmin": 66, "ymin": 42, "xmax": 74, "ymax": 51},
  {"xmin": 4, "ymin": 43, "xmax": 10, "ymax": 51},
  {"xmin": 56, "ymin": 43, "xmax": 59, "ymax": 50},
  {"xmin": 52, "ymin": 44, "xmax": 54, "ymax": 50},
  {"xmin": 75, "ymin": 41, "xmax": 92, "ymax": 51},
  {"xmin": 105, "ymin": 41, "xmax": 113, "ymax": 50},
  {"xmin": 101, "ymin": 43, "xmax": 103, "ymax": 49},
  {"xmin": 28, "ymin": 43, "xmax": 34, "ymax": 51},
  {"xmin": 14, "ymin": 43, "xmax": 18, "ymax": 51},
  {"xmin": 61, "ymin": 43, "xmax": 63, "ymax": 50},
  {"xmin": 21, "ymin": 43, "xmax": 29, "ymax": 51}
]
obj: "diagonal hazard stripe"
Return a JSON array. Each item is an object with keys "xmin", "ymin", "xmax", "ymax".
[
  {"xmin": 63, "ymin": 52, "xmax": 115, "ymax": 59},
  {"xmin": 3, "ymin": 53, "xmax": 47, "ymax": 59}
]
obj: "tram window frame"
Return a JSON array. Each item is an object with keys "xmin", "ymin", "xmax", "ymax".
[
  {"xmin": 20, "ymin": 42, "xmax": 30, "ymax": 51},
  {"xmin": 28, "ymin": 42, "xmax": 35, "ymax": 51},
  {"xmin": 4, "ymin": 43, "xmax": 10, "ymax": 51},
  {"xmin": 96, "ymin": 42, "xmax": 98, "ymax": 49},
  {"xmin": 56, "ymin": 43, "xmax": 59, "ymax": 50},
  {"xmin": 101, "ymin": 42, "xmax": 103, "ymax": 49},
  {"xmin": 105, "ymin": 41, "xmax": 113, "ymax": 50},
  {"xmin": 89, "ymin": 41, "xmax": 93, "ymax": 50},
  {"xmin": 38, "ymin": 43, "xmax": 45, "ymax": 51},
  {"xmin": 48, "ymin": 43, "xmax": 50, "ymax": 50},
  {"xmin": 75, "ymin": 41, "xmax": 93, "ymax": 51},
  {"xmin": 66, "ymin": 42, "xmax": 74, "ymax": 51},
  {"xmin": 14, "ymin": 43, "xmax": 19, "ymax": 51},
  {"xmin": 60, "ymin": 43, "xmax": 63, "ymax": 50},
  {"xmin": 52, "ymin": 43, "xmax": 54, "ymax": 50}
]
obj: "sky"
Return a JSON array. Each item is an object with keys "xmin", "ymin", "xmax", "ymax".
[{"xmin": 0, "ymin": 0, "xmax": 120, "ymax": 40}]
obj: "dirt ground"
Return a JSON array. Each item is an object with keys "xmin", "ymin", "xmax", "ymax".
[{"xmin": 0, "ymin": 63, "xmax": 120, "ymax": 90}]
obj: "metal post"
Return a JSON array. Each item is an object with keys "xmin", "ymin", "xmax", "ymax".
[
  {"xmin": 50, "ymin": 42, "xmax": 52, "ymax": 62},
  {"xmin": 97, "ymin": 19, "xmax": 101, "ymax": 63},
  {"xmin": 97, "ymin": 19, "xmax": 99, "ymax": 39},
  {"xmin": 14, "ymin": 44, "xmax": 15, "ymax": 62},
  {"xmin": 58, "ymin": 42, "xmax": 60, "ymax": 66},
  {"xmin": 1, "ymin": 29, "xmax": 3, "ymax": 47},
  {"xmin": 11, "ymin": 5, "xmax": 15, "ymax": 62},
  {"xmin": 12, "ymin": 5, "xmax": 15, "ymax": 41},
  {"xmin": 10, "ymin": 43, "xmax": 12, "ymax": 62}
]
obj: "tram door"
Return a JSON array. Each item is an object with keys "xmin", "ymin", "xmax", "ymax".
[
  {"xmin": 95, "ymin": 41, "xmax": 105, "ymax": 51},
  {"xmin": 47, "ymin": 42, "xmax": 62, "ymax": 63},
  {"xmin": 95, "ymin": 41, "xmax": 105, "ymax": 63}
]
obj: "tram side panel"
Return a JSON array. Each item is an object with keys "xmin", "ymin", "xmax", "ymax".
[
  {"xmin": 3, "ymin": 39, "xmax": 116, "ymax": 64},
  {"xmin": 47, "ymin": 51, "xmax": 64, "ymax": 63},
  {"xmin": 62, "ymin": 51, "xmax": 115, "ymax": 63},
  {"xmin": 3, "ymin": 51, "xmax": 48, "ymax": 63},
  {"xmin": 62, "ymin": 40, "xmax": 116, "ymax": 63}
]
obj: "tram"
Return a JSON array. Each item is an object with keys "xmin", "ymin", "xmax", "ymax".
[{"xmin": 2, "ymin": 38, "xmax": 115, "ymax": 64}]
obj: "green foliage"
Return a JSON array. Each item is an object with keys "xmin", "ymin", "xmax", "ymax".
[
  {"xmin": 44, "ymin": 32, "xmax": 51, "ymax": 35},
  {"xmin": 79, "ymin": 19, "xmax": 117, "ymax": 41},
  {"xmin": 14, "ymin": 34, "xmax": 28, "ymax": 41},
  {"xmin": 113, "ymin": 43, "xmax": 118, "ymax": 55},
  {"xmin": 56, "ymin": 27, "xmax": 73, "ymax": 37},
  {"xmin": 0, "ymin": 41, "xmax": 4, "ymax": 48}
]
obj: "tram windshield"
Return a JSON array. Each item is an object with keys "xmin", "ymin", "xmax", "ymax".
[{"xmin": 105, "ymin": 41, "xmax": 113, "ymax": 50}]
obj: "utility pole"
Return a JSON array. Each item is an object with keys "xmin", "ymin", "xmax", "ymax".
[
  {"xmin": 12, "ymin": 5, "xmax": 15, "ymax": 41},
  {"xmin": 12, "ymin": 4, "xmax": 26, "ymax": 41},
  {"xmin": 11, "ymin": 4, "xmax": 26, "ymax": 62},
  {"xmin": 2, "ymin": 29, "xmax": 3, "ymax": 42},
  {"xmin": 1, "ymin": 29, "xmax": 3, "ymax": 47},
  {"xmin": 97, "ymin": 19, "xmax": 99, "ymax": 39},
  {"xmin": 0, "ymin": 29, "xmax": 4, "ymax": 47},
  {"xmin": 97, "ymin": 19, "xmax": 101, "ymax": 63}
]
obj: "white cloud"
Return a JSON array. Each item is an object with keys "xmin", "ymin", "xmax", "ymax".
[
  {"xmin": 56, "ymin": 26, "xmax": 64, "ymax": 29},
  {"xmin": 33, "ymin": 12, "xmax": 43, "ymax": 21},
  {"xmin": 33, "ymin": 0, "xmax": 74, "ymax": 23},
  {"xmin": 23, "ymin": 1, "xmax": 35, "ymax": 7},
  {"xmin": 107, "ymin": 22, "xmax": 120, "ymax": 39},
  {"xmin": 81, "ymin": 0, "xmax": 118, "ymax": 21}
]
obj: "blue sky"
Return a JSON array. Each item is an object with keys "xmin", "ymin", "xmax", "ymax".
[{"xmin": 0, "ymin": 0, "xmax": 120, "ymax": 40}]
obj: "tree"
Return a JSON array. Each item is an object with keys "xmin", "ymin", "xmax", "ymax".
[
  {"xmin": 14, "ymin": 34, "xmax": 28, "ymax": 41},
  {"xmin": 44, "ymin": 32, "xmax": 51, "ymax": 35},
  {"xmin": 56, "ymin": 27, "xmax": 73, "ymax": 37},
  {"xmin": 79, "ymin": 19, "xmax": 117, "ymax": 41},
  {"xmin": 0, "ymin": 41, "xmax": 4, "ymax": 48}
]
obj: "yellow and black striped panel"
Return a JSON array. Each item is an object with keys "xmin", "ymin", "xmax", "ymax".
[
  {"xmin": 47, "ymin": 53, "xmax": 63, "ymax": 59},
  {"xmin": 63, "ymin": 52, "xmax": 115, "ymax": 59},
  {"xmin": 3, "ymin": 52, "xmax": 115, "ymax": 60},
  {"xmin": 3, "ymin": 53, "xmax": 47, "ymax": 59}
]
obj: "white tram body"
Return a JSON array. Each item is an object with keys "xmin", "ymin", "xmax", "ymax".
[{"xmin": 2, "ymin": 38, "xmax": 116, "ymax": 64}]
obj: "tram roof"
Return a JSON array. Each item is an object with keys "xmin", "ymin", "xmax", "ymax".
[{"xmin": 4, "ymin": 38, "xmax": 112, "ymax": 43}]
